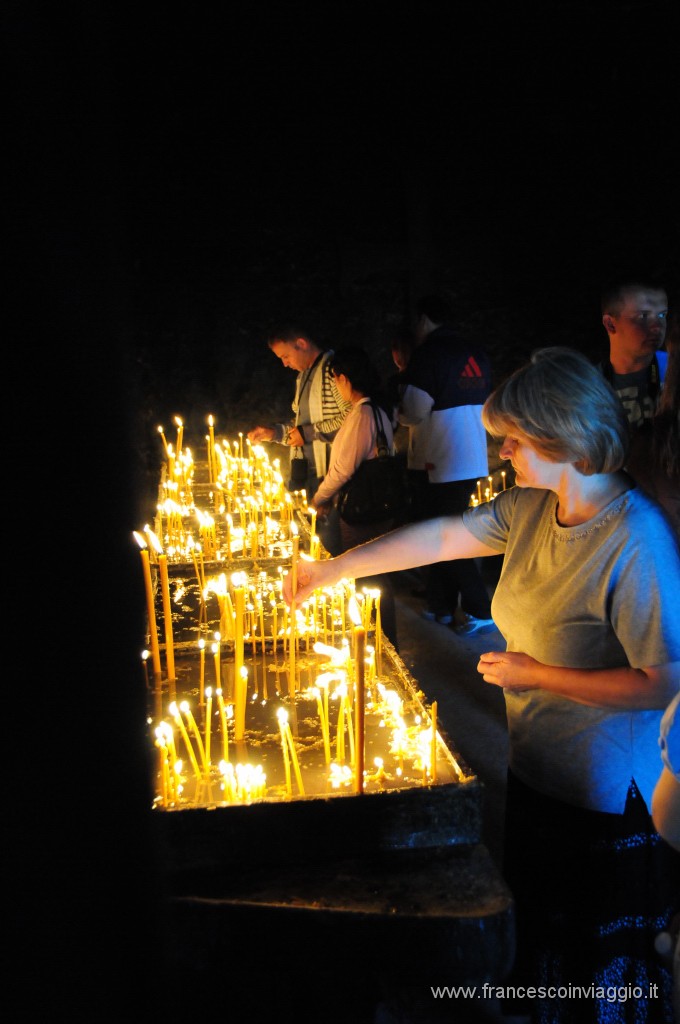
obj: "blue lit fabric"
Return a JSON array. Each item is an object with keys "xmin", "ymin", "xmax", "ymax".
[{"xmin": 502, "ymin": 771, "xmax": 679, "ymax": 1023}]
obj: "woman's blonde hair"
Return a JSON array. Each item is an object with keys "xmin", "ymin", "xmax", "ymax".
[{"xmin": 482, "ymin": 346, "xmax": 629, "ymax": 475}]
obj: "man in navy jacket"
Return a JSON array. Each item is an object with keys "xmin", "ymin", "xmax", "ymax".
[{"xmin": 398, "ymin": 295, "xmax": 496, "ymax": 634}]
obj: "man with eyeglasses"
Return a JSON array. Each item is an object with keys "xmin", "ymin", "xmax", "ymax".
[{"xmin": 600, "ymin": 277, "xmax": 669, "ymax": 433}]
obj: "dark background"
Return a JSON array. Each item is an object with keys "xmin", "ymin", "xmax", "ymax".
[{"xmin": 11, "ymin": 2, "xmax": 678, "ymax": 1015}]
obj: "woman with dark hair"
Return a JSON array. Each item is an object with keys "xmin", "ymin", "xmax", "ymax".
[
  {"xmin": 309, "ymin": 345, "xmax": 399, "ymax": 649},
  {"xmin": 288, "ymin": 346, "xmax": 680, "ymax": 1023}
]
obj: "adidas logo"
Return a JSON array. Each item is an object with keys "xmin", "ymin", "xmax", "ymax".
[
  {"xmin": 459, "ymin": 355, "xmax": 487, "ymax": 388},
  {"xmin": 461, "ymin": 356, "xmax": 483, "ymax": 378}
]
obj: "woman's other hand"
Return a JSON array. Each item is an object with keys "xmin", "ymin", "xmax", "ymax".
[{"xmin": 477, "ymin": 651, "xmax": 540, "ymax": 691}]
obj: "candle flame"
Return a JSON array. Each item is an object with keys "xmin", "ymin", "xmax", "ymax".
[
  {"xmin": 348, "ymin": 595, "xmax": 361, "ymax": 627},
  {"xmin": 145, "ymin": 527, "xmax": 164, "ymax": 554},
  {"xmin": 133, "ymin": 530, "xmax": 147, "ymax": 549}
]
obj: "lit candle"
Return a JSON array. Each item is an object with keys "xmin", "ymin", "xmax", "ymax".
[
  {"xmin": 233, "ymin": 576, "xmax": 246, "ymax": 687},
  {"xmin": 141, "ymin": 649, "xmax": 150, "ymax": 690},
  {"xmin": 234, "ymin": 665, "xmax": 248, "ymax": 742},
  {"xmin": 204, "ymin": 687, "xmax": 212, "ymax": 766},
  {"xmin": 258, "ymin": 596, "xmax": 265, "ymax": 657},
  {"xmin": 225, "ymin": 513, "xmax": 232, "ymax": 559},
  {"xmin": 170, "ymin": 701, "xmax": 202, "ymax": 779},
  {"xmin": 336, "ymin": 686, "xmax": 346, "ymax": 763},
  {"xmin": 355, "ymin": 624, "xmax": 366, "ymax": 794},
  {"xmin": 477, "ymin": 480, "xmax": 482, "ymax": 503},
  {"xmin": 271, "ymin": 598, "xmax": 278, "ymax": 651},
  {"xmin": 373, "ymin": 589, "xmax": 382, "ymax": 656},
  {"xmin": 181, "ymin": 700, "xmax": 207, "ymax": 773},
  {"xmin": 157, "ymin": 424, "xmax": 170, "ymax": 457},
  {"xmin": 277, "ymin": 708, "xmax": 305, "ymax": 797},
  {"xmin": 431, "ymin": 701, "xmax": 438, "ymax": 783},
  {"xmin": 278, "ymin": 709, "xmax": 292, "ymax": 796},
  {"xmin": 158, "ymin": 553, "xmax": 176, "ymax": 701},
  {"xmin": 288, "ymin": 523, "xmax": 299, "ymax": 699},
  {"xmin": 208, "ymin": 415, "xmax": 216, "ymax": 484},
  {"xmin": 501, "ymin": 470, "xmax": 507, "ymax": 490},
  {"xmin": 133, "ymin": 533, "xmax": 163, "ymax": 714},
  {"xmin": 212, "ymin": 636, "xmax": 221, "ymax": 689},
  {"xmin": 290, "ymin": 522, "xmax": 299, "ymax": 595},
  {"xmin": 198, "ymin": 638, "xmax": 206, "ymax": 706},
  {"xmin": 155, "ymin": 736, "xmax": 169, "ymax": 806},
  {"xmin": 216, "ymin": 687, "xmax": 229, "ymax": 763},
  {"xmin": 313, "ymin": 685, "xmax": 331, "ymax": 764}
]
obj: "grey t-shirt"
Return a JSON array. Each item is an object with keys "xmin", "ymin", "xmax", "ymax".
[{"xmin": 463, "ymin": 485, "xmax": 680, "ymax": 813}]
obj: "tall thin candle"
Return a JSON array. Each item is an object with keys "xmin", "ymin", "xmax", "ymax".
[
  {"xmin": 289, "ymin": 523, "xmax": 299, "ymax": 699},
  {"xmin": 158, "ymin": 553, "xmax": 176, "ymax": 701},
  {"xmin": 198, "ymin": 638, "xmax": 206, "ymax": 706},
  {"xmin": 216, "ymin": 688, "xmax": 229, "ymax": 763},
  {"xmin": 212, "ymin": 637, "xmax": 221, "ymax": 689},
  {"xmin": 355, "ymin": 625, "xmax": 366, "ymax": 794},
  {"xmin": 181, "ymin": 701, "xmax": 207, "ymax": 773},
  {"xmin": 133, "ymin": 534, "xmax": 163, "ymax": 715},
  {"xmin": 204, "ymin": 687, "xmax": 212, "ymax": 766},
  {"xmin": 430, "ymin": 701, "xmax": 438, "ymax": 782},
  {"xmin": 170, "ymin": 702, "xmax": 202, "ymax": 779}
]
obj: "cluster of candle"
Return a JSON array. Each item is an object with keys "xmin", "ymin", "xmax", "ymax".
[
  {"xmin": 138, "ymin": 418, "xmax": 456, "ymax": 811},
  {"xmin": 151, "ymin": 639, "xmax": 443, "ymax": 809},
  {"xmin": 154, "ymin": 416, "xmax": 311, "ymax": 564},
  {"xmin": 469, "ymin": 470, "xmax": 508, "ymax": 507}
]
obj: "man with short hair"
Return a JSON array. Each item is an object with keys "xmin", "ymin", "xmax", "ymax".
[
  {"xmin": 248, "ymin": 326, "xmax": 351, "ymax": 553},
  {"xmin": 600, "ymin": 278, "xmax": 669, "ymax": 432}
]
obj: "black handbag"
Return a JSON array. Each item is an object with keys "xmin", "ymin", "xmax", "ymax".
[
  {"xmin": 288, "ymin": 450, "xmax": 309, "ymax": 490},
  {"xmin": 338, "ymin": 403, "xmax": 407, "ymax": 524}
]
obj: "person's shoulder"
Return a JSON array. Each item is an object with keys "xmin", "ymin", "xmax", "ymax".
[{"xmin": 625, "ymin": 485, "xmax": 680, "ymax": 544}]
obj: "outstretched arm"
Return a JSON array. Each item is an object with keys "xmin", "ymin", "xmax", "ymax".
[{"xmin": 283, "ymin": 516, "xmax": 499, "ymax": 604}]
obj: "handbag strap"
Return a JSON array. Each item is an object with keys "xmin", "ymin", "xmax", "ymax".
[{"xmin": 369, "ymin": 401, "xmax": 389, "ymax": 457}]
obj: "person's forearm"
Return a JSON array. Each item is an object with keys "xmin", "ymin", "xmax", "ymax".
[
  {"xmin": 288, "ymin": 517, "xmax": 499, "ymax": 604},
  {"xmin": 546, "ymin": 664, "xmax": 677, "ymax": 709},
  {"xmin": 531, "ymin": 660, "xmax": 678, "ymax": 710},
  {"xmin": 330, "ymin": 516, "xmax": 493, "ymax": 580}
]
